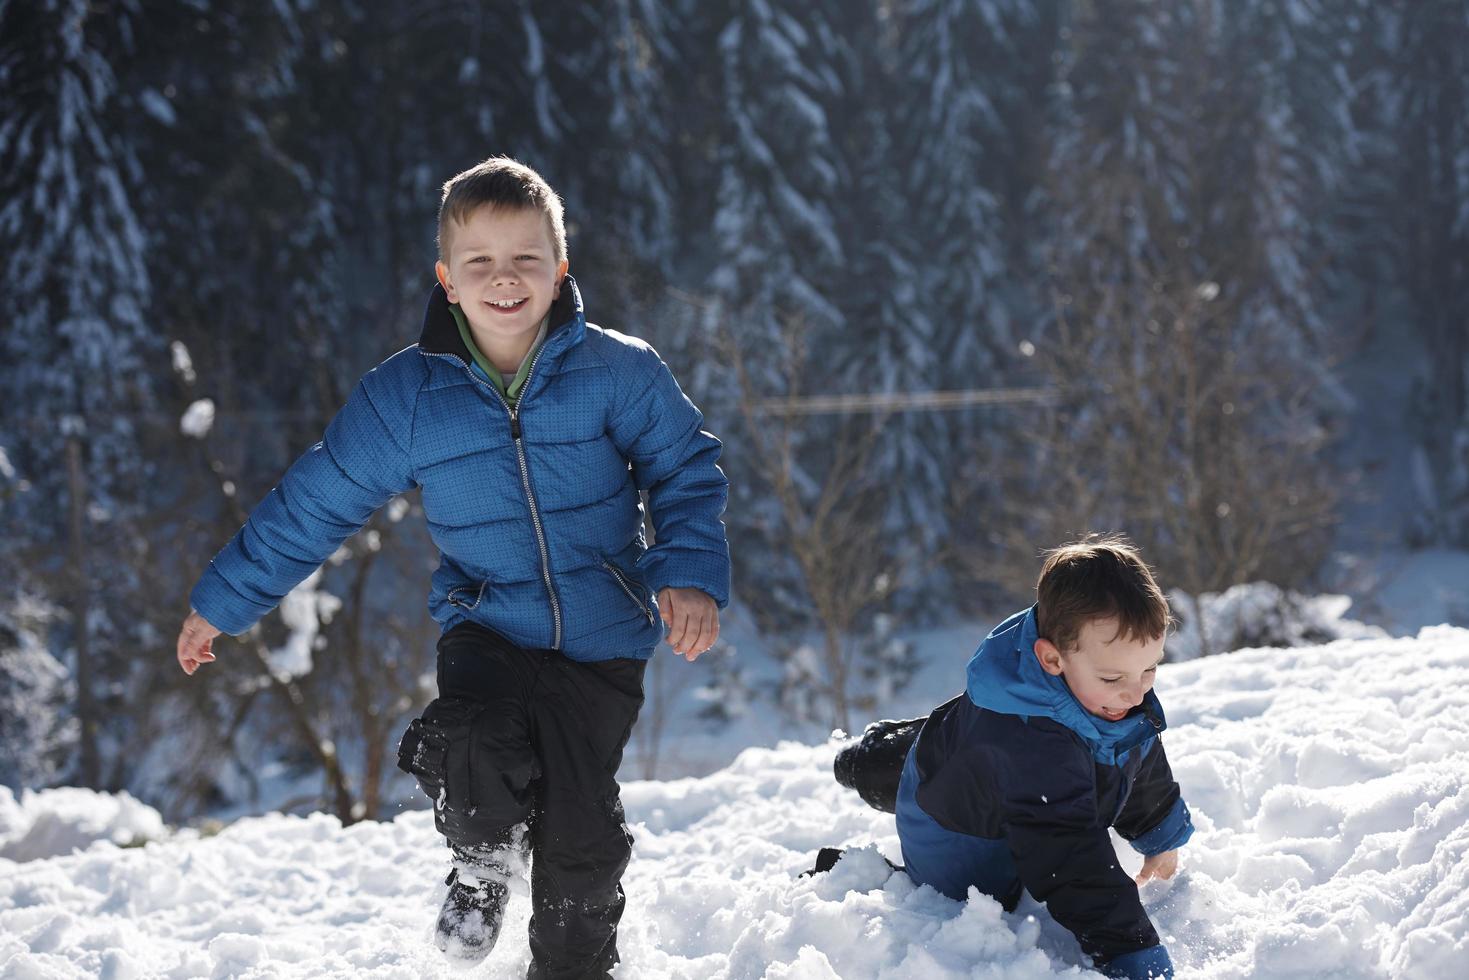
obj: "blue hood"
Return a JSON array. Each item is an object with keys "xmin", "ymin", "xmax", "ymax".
[{"xmin": 964, "ymin": 606, "xmax": 1166, "ymax": 766}]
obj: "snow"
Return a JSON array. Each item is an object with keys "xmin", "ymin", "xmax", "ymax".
[
  {"xmin": 1167, "ymin": 582, "xmax": 1386, "ymax": 661},
  {"xmin": 4, "ymin": 628, "xmax": 1469, "ymax": 978},
  {"xmin": 0, "ymin": 787, "xmax": 165, "ymax": 863},
  {"xmin": 0, "ymin": 597, "xmax": 69, "ymax": 789},
  {"xmin": 264, "ymin": 570, "xmax": 340, "ymax": 681},
  {"xmin": 385, "ymin": 496, "xmax": 411, "ymax": 523},
  {"xmin": 138, "ymin": 89, "xmax": 178, "ymax": 127},
  {"xmin": 169, "ymin": 340, "xmax": 195, "ymax": 384},
  {"xmin": 179, "ymin": 397, "xmax": 215, "ymax": 438}
]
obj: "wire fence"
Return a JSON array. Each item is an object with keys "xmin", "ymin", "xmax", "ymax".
[{"xmin": 1, "ymin": 386, "xmax": 1059, "ymax": 436}]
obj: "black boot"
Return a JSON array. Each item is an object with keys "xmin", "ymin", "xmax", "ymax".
[
  {"xmin": 435, "ymin": 868, "xmax": 511, "ymax": 963},
  {"xmin": 833, "ymin": 716, "xmax": 926, "ymax": 813}
]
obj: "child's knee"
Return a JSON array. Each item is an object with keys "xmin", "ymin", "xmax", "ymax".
[
  {"xmin": 532, "ymin": 790, "xmax": 634, "ymax": 871},
  {"xmin": 398, "ymin": 696, "xmax": 540, "ymax": 843}
]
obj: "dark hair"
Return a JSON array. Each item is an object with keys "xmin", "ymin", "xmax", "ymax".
[
  {"xmin": 437, "ymin": 156, "xmax": 567, "ymax": 263},
  {"xmin": 1035, "ymin": 534, "xmax": 1170, "ymax": 652}
]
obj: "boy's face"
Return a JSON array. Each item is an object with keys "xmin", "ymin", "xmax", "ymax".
[
  {"xmin": 435, "ymin": 205, "xmax": 569, "ymax": 349},
  {"xmin": 1033, "ymin": 618, "xmax": 1164, "ymax": 722}
]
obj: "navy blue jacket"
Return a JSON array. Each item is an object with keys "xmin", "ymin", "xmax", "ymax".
[
  {"xmin": 191, "ymin": 277, "xmax": 730, "ymax": 661},
  {"xmin": 911, "ymin": 607, "xmax": 1193, "ymax": 966}
]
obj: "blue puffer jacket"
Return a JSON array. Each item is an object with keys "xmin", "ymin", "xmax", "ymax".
[
  {"xmin": 190, "ymin": 276, "xmax": 730, "ymax": 661},
  {"xmin": 908, "ymin": 606, "xmax": 1193, "ymax": 978}
]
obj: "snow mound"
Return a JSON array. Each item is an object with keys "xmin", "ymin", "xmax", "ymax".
[
  {"xmin": 0, "ymin": 786, "xmax": 167, "ymax": 862},
  {"xmin": 1, "ymin": 629, "xmax": 1467, "ymax": 978},
  {"xmin": 1168, "ymin": 582, "xmax": 1387, "ymax": 660}
]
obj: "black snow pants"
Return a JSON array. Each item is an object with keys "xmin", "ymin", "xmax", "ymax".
[{"xmin": 427, "ymin": 622, "xmax": 645, "ymax": 980}]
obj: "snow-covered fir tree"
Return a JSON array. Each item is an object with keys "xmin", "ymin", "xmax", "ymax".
[
  {"xmin": 568, "ymin": 0, "xmax": 681, "ymax": 286},
  {"xmin": 801, "ymin": 5, "xmax": 947, "ymax": 609},
  {"xmin": 1217, "ymin": 0, "xmax": 1367, "ymax": 387},
  {"xmin": 1025, "ymin": 0, "xmax": 1354, "ymax": 595},
  {"xmin": 1370, "ymin": 2, "xmax": 1469, "ymax": 545},
  {"xmin": 840, "ymin": 111, "xmax": 947, "ymax": 581},
  {"xmin": 707, "ymin": 0, "xmax": 852, "ymax": 623},
  {"xmin": 893, "ymin": 0, "xmax": 1023, "ymax": 380},
  {"xmin": 707, "ymin": 0, "xmax": 919, "ymax": 727},
  {"xmin": 881, "ymin": 0, "xmax": 1053, "ymax": 601},
  {"xmin": 0, "ymin": 0, "xmax": 160, "ymax": 788},
  {"xmin": 0, "ymin": 596, "xmax": 72, "ymax": 790}
]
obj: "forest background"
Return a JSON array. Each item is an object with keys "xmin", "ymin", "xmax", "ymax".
[{"xmin": 2, "ymin": 0, "xmax": 1466, "ymax": 825}]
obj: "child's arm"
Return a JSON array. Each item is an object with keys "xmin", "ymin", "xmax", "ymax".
[
  {"xmin": 1115, "ymin": 737, "xmax": 1194, "ymax": 882},
  {"xmin": 180, "ymin": 356, "xmax": 420, "ymax": 666},
  {"xmin": 995, "ymin": 724, "xmax": 1174, "ymax": 979},
  {"xmin": 607, "ymin": 344, "xmax": 730, "ymax": 655}
]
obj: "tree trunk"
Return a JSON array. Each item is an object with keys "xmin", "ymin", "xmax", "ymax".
[
  {"xmin": 824, "ymin": 622, "xmax": 849, "ymax": 733},
  {"xmin": 249, "ymin": 638, "xmax": 358, "ymax": 824},
  {"xmin": 66, "ymin": 435, "xmax": 100, "ymax": 787}
]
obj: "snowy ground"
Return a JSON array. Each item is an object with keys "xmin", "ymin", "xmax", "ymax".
[{"xmin": 4, "ymin": 627, "xmax": 1469, "ymax": 978}]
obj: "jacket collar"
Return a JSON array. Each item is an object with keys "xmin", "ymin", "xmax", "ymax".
[
  {"xmin": 965, "ymin": 605, "xmax": 1166, "ymax": 766},
  {"xmin": 417, "ymin": 274, "xmax": 587, "ymax": 370}
]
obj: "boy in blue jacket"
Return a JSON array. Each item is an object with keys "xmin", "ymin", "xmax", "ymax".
[
  {"xmin": 837, "ymin": 536, "xmax": 1191, "ymax": 979},
  {"xmin": 174, "ymin": 157, "xmax": 730, "ymax": 979}
]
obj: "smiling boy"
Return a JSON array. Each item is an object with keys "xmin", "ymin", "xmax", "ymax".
[
  {"xmin": 176, "ymin": 157, "xmax": 730, "ymax": 978},
  {"xmin": 437, "ymin": 199, "xmax": 565, "ymax": 397},
  {"xmin": 836, "ymin": 536, "xmax": 1192, "ymax": 980}
]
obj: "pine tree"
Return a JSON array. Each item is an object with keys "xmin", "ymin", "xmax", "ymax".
[
  {"xmin": 518, "ymin": 0, "xmax": 684, "ymax": 322},
  {"xmin": 1021, "ymin": 0, "xmax": 1353, "ymax": 596},
  {"xmin": 0, "ymin": 596, "xmax": 71, "ymax": 790},
  {"xmin": 707, "ymin": 0, "xmax": 952, "ymax": 727},
  {"xmin": 707, "ymin": 0, "xmax": 853, "ymax": 623},
  {"xmin": 1218, "ymin": 0, "xmax": 1367, "ymax": 386},
  {"xmin": 0, "ymin": 0, "xmax": 159, "ymax": 787},
  {"xmin": 1372, "ymin": 2, "xmax": 1469, "ymax": 543},
  {"xmin": 575, "ymin": 0, "xmax": 680, "ymax": 260},
  {"xmin": 803, "ymin": 4, "xmax": 947, "ymax": 609},
  {"xmin": 895, "ymin": 0, "xmax": 1026, "ymax": 380},
  {"xmin": 881, "ymin": 0, "xmax": 1053, "ymax": 599}
]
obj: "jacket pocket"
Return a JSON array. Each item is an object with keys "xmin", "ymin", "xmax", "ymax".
[
  {"xmin": 601, "ymin": 560, "xmax": 656, "ymax": 627},
  {"xmin": 445, "ymin": 580, "xmax": 488, "ymax": 610}
]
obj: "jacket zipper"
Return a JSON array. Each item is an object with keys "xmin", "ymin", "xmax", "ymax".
[
  {"xmin": 422, "ymin": 348, "xmax": 563, "ymax": 650},
  {"xmin": 602, "ymin": 560, "xmax": 656, "ymax": 627},
  {"xmin": 446, "ymin": 580, "xmax": 487, "ymax": 610}
]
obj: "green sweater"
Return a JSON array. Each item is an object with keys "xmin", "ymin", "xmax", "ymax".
[{"xmin": 448, "ymin": 304, "xmax": 548, "ymax": 405}]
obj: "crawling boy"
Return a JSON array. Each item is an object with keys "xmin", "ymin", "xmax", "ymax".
[
  {"xmin": 836, "ymin": 536, "xmax": 1192, "ymax": 979},
  {"xmin": 176, "ymin": 157, "xmax": 730, "ymax": 978}
]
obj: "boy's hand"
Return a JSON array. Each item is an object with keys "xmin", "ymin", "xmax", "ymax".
[
  {"xmin": 176, "ymin": 610, "xmax": 222, "ymax": 675},
  {"xmin": 657, "ymin": 587, "xmax": 719, "ymax": 661},
  {"xmin": 1134, "ymin": 849, "xmax": 1178, "ymax": 885}
]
